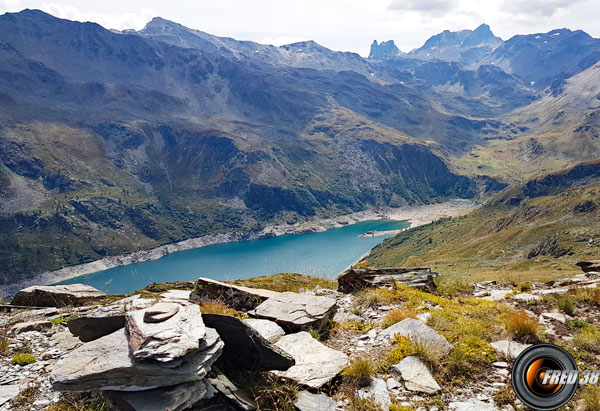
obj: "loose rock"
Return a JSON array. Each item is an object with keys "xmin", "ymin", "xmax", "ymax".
[
  {"xmin": 294, "ymin": 390, "xmax": 336, "ymax": 411},
  {"xmin": 490, "ymin": 340, "xmax": 531, "ymax": 360},
  {"xmin": 251, "ymin": 292, "xmax": 337, "ymax": 332},
  {"xmin": 392, "ymin": 356, "xmax": 440, "ymax": 394},
  {"xmin": 380, "ymin": 318, "xmax": 452, "ymax": 355},
  {"xmin": 243, "ymin": 318, "xmax": 285, "ymax": 342},
  {"xmin": 207, "ymin": 369, "xmax": 257, "ymax": 411},
  {"xmin": 271, "ymin": 332, "xmax": 349, "ymax": 388},
  {"xmin": 11, "ymin": 320, "xmax": 52, "ymax": 334},
  {"xmin": 202, "ymin": 313, "xmax": 294, "ymax": 371},
  {"xmin": 126, "ymin": 303, "xmax": 206, "ymax": 362},
  {"xmin": 357, "ymin": 378, "xmax": 392, "ymax": 410},
  {"xmin": 103, "ymin": 380, "xmax": 213, "ymax": 411},
  {"xmin": 11, "ymin": 284, "xmax": 106, "ymax": 307},
  {"xmin": 190, "ymin": 278, "xmax": 279, "ymax": 310}
]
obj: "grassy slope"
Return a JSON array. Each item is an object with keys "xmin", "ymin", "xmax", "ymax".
[{"xmin": 364, "ymin": 183, "xmax": 600, "ymax": 283}]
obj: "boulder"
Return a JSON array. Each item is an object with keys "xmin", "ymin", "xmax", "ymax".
[
  {"xmin": 357, "ymin": 378, "xmax": 392, "ymax": 410},
  {"xmin": 68, "ymin": 314, "xmax": 125, "ymax": 342},
  {"xmin": 490, "ymin": 340, "xmax": 531, "ymax": 360},
  {"xmin": 271, "ymin": 332, "xmax": 349, "ymax": 388},
  {"xmin": 51, "ymin": 327, "xmax": 223, "ymax": 391},
  {"xmin": 126, "ymin": 303, "xmax": 206, "ymax": 362},
  {"xmin": 207, "ymin": 369, "xmax": 257, "ymax": 410},
  {"xmin": 51, "ymin": 330, "xmax": 82, "ymax": 350},
  {"xmin": 391, "ymin": 356, "xmax": 440, "ymax": 394},
  {"xmin": 337, "ymin": 267, "xmax": 438, "ymax": 293},
  {"xmin": 11, "ymin": 319, "xmax": 52, "ymax": 334},
  {"xmin": 11, "ymin": 284, "xmax": 106, "ymax": 307},
  {"xmin": 202, "ymin": 313, "xmax": 294, "ymax": 371},
  {"xmin": 576, "ymin": 261, "xmax": 600, "ymax": 273},
  {"xmin": 243, "ymin": 318, "xmax": 285, "ymax": 342},
  {"xmin": 103, "ymin": 380, "xmax": 213, "ymax": 411},
  {"xmin": 190, "ymin": 278, "xmax": 279, "ymax": 310},
  {"xmin": 251, "ymin": 292, "xmax": 337, "ymax": 332},
  {"xmin": 294, "ymin": 391, "xmax": 336, "ymax": 411},
  {"xmin": 380, "ymin": 318, "xmax": 452, "ymax": 355}
]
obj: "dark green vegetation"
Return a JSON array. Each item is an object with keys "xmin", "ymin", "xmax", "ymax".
[
  {"xmin": 1, "ymin": 10, "xmax": 599, "ymax": 284},
  {"xmin": 365, "ymin": 162, "xmax": 600, "ymax": 282}
]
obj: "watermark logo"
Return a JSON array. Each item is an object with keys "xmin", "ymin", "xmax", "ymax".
[{"xmin": 512, "ymin": 344, "xmax": 579, "ymax": 410}]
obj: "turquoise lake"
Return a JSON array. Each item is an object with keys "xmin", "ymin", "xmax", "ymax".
[{"xmin": 60, "ymin": 219, "xmax": 409, "ymax": 294}]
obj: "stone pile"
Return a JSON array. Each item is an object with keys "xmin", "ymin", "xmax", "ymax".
[
  {"xmin": 50, "ymin": 300, "xmax": 225, "ymax": 411},
  {"xmin": 337, "ymin": 267, "xmax": 438, "ymax": 293}
]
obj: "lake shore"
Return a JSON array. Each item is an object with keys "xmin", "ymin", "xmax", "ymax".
[{"xmin": 2, "ymin": 199, "xmax": 478, "ymax": 297}]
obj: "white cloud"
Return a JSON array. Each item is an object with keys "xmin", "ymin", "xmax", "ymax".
[
  {"xmin": 501, "ymin": 0, "xmax": 585, "ymax": 17},
  {"xmin": 40, "ymin": 3, "xmax": 157, "ymax": 30},
  {"xmin": 388, "ymin": 0, "xmax": 458, "ymax": 13},
  {"xmin": 0, "ymin": 0, "xmax": 22, "ymax": 12}
]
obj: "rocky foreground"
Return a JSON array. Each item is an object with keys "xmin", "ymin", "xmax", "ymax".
[{"xmin": 2, "ymin": 265, "xmax": 600, "ymax": 410}]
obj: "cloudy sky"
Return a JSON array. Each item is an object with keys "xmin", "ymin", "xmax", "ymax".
[{"xmin": 0, "ymin": 0, "xmax": 598, "ymax": 56}]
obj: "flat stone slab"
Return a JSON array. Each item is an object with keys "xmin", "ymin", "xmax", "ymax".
[
  {"xmin": 251, "ymin": 292, "xmax": 337, "ymax": 332},
  {"xmin": 0, "ymin": 384, "xmax": 20, "ymax": 407},
  {"xmin": 510, "ymin": 293, "xmax": 541, "ymax": 302},
  {"xmin": 380, "ymin": 318, "xmax": 452, "ymax": 355},
  {"xmin": 490, "ymin": 340, "xmax": 531, "ymax": 360},
  {"xmin": 143, "ymin": 302, "xmax": 180, "ymax": 323},
  {"xmin": 12, "ymin": 284, "xmax": 106, "ymax": 307},
  {"xmin": 478, "ymin": 289, "xmax": 512, "ymax": 301},
  {"xmin": 392, "ymin": 356, "xmax": 440, "ymax": 394},
  {"xmin": 68, "ymin": 313, "xmax": 125, "ymax": 342},
  {"xmin": 202, "ymin": 313, "xmax": 294, "ymax": 371},
  {"xmin": 540, "ymin": 312, "xmax": 567, "ymax": 323},
  {"xmin": 294, "ymin": 390, "xmax": 337, "ymax": 411},
  {"xmin": 51, "ymin": 327, "xmax": 223, "ymax": 391},
  {"xmin": 127, "ymin": 303, "xmax": 206, "ymax": 362},
  {"xmin": 11, "ymin": 320, "xmax": 52, "ymax": 334},
  {"xmin": 190, "ymin": 278, "xmax": 279, "ymax": 310},
  {"xmin": 103, "ymin": 380, "xmax": 212, "ymax": 411},
  {"xmin": 207, "ymin": 369, "xmax": 257, "ymax": 411},
  {"xmin": 271, "ymin": 331, "xmax": 349, "ymax": 388},
  {"xmin": 448, "ymin": 399, "xmax": 498, "ymax": 410},
  {"xmin": 243, "ymin": 318, "xmax": 285, "ymax": 342}
]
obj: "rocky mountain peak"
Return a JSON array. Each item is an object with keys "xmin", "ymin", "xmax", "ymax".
[{"xmin": 368, "ymin": 39, "xmax": 400, "ymax": 59}]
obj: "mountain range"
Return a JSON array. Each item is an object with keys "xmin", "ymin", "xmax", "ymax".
[{"xmin": 0, "ymin": 9, "xmax": 599, "ymax": 284}]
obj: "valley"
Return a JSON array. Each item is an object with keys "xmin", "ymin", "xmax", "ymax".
[{"xmin": 0, "ymin": 9, "xmax": 599, "ymax": 293}]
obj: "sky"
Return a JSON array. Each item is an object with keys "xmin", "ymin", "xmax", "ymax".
[{"xmin": 0, "ymin": 0, "xmax": 599, "ymax": 56}]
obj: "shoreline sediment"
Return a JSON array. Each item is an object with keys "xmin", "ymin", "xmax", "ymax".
[{"xmin": 2, "ymin": 199, "xmax": 478, "ymax": 297}]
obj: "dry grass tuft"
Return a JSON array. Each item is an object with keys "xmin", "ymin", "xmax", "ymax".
[
  {"xmin": 47, "ymin": 393, "xmax": 108, "ymax": 411},
  {"xmin": 198, "ymin": 300, "xmax": 241, "ymax": 317},
  {"xmin": 0, "ymin": 336, "xmax": 10, "ymax": 356},
  {"xmin": 381, "ymin": 308, "xmax": 417, "ymax": 328},
  {"xmin": 504, "ymin": 311, "xmax": 539, "ymax": 343},
  {"xmin": 342, "ymin": 358, "xmax": 377, "ymax": 387},
  {"xmin": 582, "ymin": 386, "xmax": 600, "ymax": 411}
]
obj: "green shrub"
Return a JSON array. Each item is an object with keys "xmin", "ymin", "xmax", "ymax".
[
  {"xmin": 555, "ymin": 297, "xmax": 575, "ymax": 315},
  {"xmin": 12, "ymin": 353, "xmax": 36, "ymax": 366}
]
